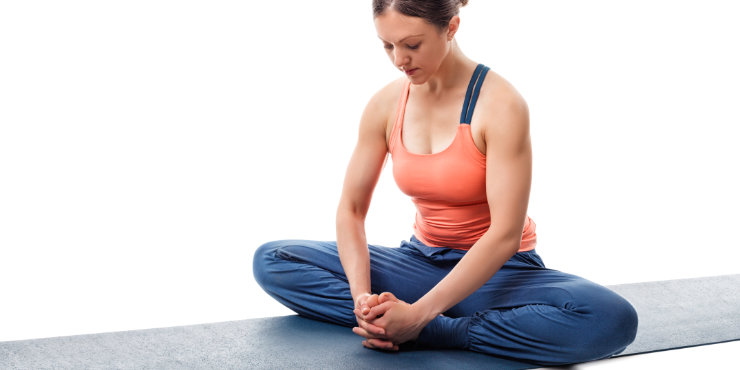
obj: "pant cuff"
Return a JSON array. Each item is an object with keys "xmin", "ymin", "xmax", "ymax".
[{"xmin": 416, "ymin": 315, "xmax": 470, "ymax": 349}]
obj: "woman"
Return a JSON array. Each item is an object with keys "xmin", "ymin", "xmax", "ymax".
[{"xmin": 254, "ymin": 0, "xmax": 638, "ymax": 366}]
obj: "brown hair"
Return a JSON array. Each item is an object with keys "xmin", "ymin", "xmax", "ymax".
[{"xmin": 372, "ymin": 0, "xmax": 468, "ymax": 30}]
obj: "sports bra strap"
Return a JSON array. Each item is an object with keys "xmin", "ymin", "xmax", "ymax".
[{"xmin": 460, "ymin": 63, "xmax": 490, "ymax": 125}]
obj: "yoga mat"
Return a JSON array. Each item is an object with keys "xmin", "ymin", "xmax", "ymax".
[
  {"xmin": 1, "ymin": 274, "xmax": 738, "ymax": 369},
  {"xmin": 609, "ymin": 274, "xmax": 740, "ymax": 356},
  {"xmin": 0, "ymin": 315, "xmax": 534, "ymax": 369}
]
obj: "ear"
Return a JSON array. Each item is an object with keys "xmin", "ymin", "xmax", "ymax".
[{"xmin": 446, "ymin": 15, "xmax": 460, "ymax": 40}]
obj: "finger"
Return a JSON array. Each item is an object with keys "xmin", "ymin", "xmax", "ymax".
[
  {"xmin": 355, "ymin": 293, "xmax": 374, "ymax": 308},
  {"xmin": 366, "ymin": 338, "xmax": 399, "ymax": 351},
  {"xmin": 378, "ymin": 291, "xmax": 398, "ymax": 304},
  {"xmin": 353, "ymin": 307, "xmax": 372, "ymax": 322},
  {"xmin": 364, "ymin": 301, "xmax": 394, "ymax": 321},
  {"xmin": 363, "ymin": 294, "xmax": 380, "ymax": 314},
  {"xmin": 352, "ymin": 326, "xmax": 372, "ymax": 339},
  {"xmin": 352, "ymin": 326, "xmax": 384, "ymax": 340},
  {"xmin": 355, "ymin": 315, "xmax": 386, "ymax": 336},
  {"xmin": 362, "ymin": 338, "xmax": 396, "ymax": 351},
  {"xmin": 357, "ymin": 294, "xmax": 379, "ymax": 316}
]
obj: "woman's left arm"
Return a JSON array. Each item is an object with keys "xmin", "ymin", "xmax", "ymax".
[
  {"xmin": 357, "ymin": 90, "xmax": 533, "ymax": 345},
  {"xmin": 415, "ymin": 91, "xmax": 533, "ymax": 319}
]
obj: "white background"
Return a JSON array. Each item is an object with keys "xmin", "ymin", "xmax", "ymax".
[{"xmin": 1, "ymin": 1, "xmax": 738, "ymax": 362}]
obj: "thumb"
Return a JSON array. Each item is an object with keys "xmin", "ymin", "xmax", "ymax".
[{"xmin": 378, "ymin": 291, "xmax": 398, "ymax": 303}]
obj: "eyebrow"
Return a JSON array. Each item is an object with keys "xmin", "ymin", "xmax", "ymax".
[{"xmin": 377, "ymin": 33, "xmax": 424, "ymax": 43}]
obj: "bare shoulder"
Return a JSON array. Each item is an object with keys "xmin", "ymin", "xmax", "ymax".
[
  {"xmin": 370, "ymin": 77, "xmax": 406, "ymax": 109},
  {"xmin": 477, "ymin": 71, "xmax": 530, "ymax": 144},
  {"xmin": 359, "ymin": 77, "xmax": 407, "ymax": 144}
]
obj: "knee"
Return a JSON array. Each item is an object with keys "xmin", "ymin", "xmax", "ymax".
[
  {"xmin": 252, "ymin": 240, "xmax": 285, "ymax": 291},
  {"xmin": 575, "ymin": 288, "xmax": 638, "ymax": 360},
  {"xmin": 599, "ymin": 293, "xmax": 638, "ymax": 351},
  {"xmin": 253, "ymin": 239, "xmax": 326, "ymax": 293}
]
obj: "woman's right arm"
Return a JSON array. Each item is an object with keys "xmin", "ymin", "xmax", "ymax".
[{"xmin": 336, "ymin": 81, "xmax": 397, "ymax": 307}]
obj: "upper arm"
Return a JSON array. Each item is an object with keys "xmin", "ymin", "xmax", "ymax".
[
  {"xmin": 337, "ymin": 80, "xmax": 400, "ymax": 218},
  {"xmin": 484, "ymin": 90, "xmax": 533, "ymax": 245}
]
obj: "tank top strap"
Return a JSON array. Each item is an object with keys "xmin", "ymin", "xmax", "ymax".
[
  {"xmin": 389, "ymin": 79, "xmax": 411, "ymax": 153},
  {"xmin": 459, "ymin": 63, "xmax": 490, "ymax": 125}
]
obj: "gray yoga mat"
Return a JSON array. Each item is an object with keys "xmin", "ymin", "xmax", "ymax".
[
  {"xmin": 0, "ymin": 315, "xmax": 534, "ymax": 369},
  {"xmin": 609, "ymin": 274, "xmax": 740, "ymax": 356},
  {"xmin": 1, "ymin": 274, "xmax": 738, "ymax": 369}
]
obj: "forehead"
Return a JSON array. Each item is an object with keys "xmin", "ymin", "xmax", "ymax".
[{"xmin": 374, "ymin": 9, "xmax": 434, "ymax": 43}]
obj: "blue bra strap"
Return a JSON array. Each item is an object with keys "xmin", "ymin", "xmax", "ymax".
[{"xmin": 460, "ymin": 64, "xmax": 490, "ymax": 125}]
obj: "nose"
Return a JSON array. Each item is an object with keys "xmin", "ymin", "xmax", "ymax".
[{"xmin": 393, "ymin": 49, "xmax": 409, "ymax": 69}]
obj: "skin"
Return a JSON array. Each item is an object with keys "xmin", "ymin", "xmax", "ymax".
[{"xmin": 336, "ymin": 8, "xmax": 533, "ymax": 351}]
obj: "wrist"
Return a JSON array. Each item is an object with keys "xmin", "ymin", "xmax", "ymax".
[{"xmin": 411, "ymin": 298, "xmax": 442, "ymax": 324}]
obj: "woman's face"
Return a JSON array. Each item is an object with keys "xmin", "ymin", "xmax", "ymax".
[{"xmin": 374, "ymin": 9, "xmax": 453, "ymax": 83}]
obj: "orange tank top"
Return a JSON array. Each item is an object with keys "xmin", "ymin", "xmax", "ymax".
[{"xmin": 388, "ymin": 64, "xmax": 537, "ymax": 252}]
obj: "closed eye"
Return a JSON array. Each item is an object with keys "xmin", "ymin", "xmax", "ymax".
[{"xmin": 383, "ymin": 43, "xmax": 420, "ymax": 50}]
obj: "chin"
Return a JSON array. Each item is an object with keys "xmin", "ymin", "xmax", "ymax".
[{"xmin": 406, "ymin": 73, "xmax": 427, "ymax": 84}]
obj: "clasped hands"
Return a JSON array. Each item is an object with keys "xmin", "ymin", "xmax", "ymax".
[{"xmin": 352, "ymin": 292, "xmax": 431, "ymax": 351}]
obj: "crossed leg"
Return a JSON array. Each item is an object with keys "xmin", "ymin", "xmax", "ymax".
[{"xmin": 253, "ymin": 238, "xmax": 637, "ymax": 366}]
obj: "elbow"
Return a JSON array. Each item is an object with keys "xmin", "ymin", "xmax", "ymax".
[
  {"xmin": 484, "ymin": 227, "xmax": 523, "ymax": 255},
  {"xmin": 336, "ymin": 200, "xmax": 366, "ymax": 229},
  {"xmin": 503, "ymin": 236, "xmax": 523, "ymax": 256},
  {"xmin": 337, "ymin": 197, "xmax": 368, "ymax": 221}
]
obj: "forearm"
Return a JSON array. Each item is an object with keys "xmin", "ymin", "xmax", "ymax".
[
  {"xmin": 336, "ymin": 209, "xmax": 372, "ymax": 302},
  {"xmin": 413, "ymin": 229, "xmax": 521, "ymax": 321}
]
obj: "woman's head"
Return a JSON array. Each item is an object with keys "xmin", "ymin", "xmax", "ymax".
[
  {"xmin": 373, "ymin": 0, "xmax": 468, "ymax": 30},
  {"xmin": 373, "ymin": 0, "xmax": 468, "ymax": 82}
]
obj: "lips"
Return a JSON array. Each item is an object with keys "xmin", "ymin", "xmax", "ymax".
[{"xmin": 404, "ymin": 68, "xmax": 418, "ymax": 76}]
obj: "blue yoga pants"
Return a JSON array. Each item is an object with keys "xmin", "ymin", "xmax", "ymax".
[{"xmin": 253, "ymin": 236, "xmax": 638, "ymax": 366}]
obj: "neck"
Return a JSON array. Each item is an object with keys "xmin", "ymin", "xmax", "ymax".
[{"xmin": 419, "ymin": 40, "xmax": 476, "ymax": 96}]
